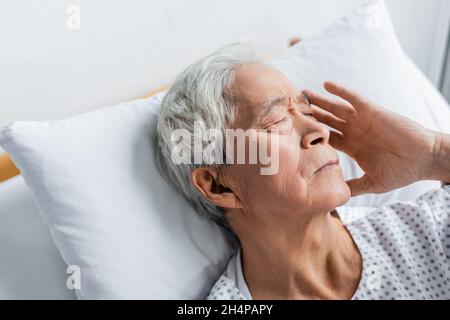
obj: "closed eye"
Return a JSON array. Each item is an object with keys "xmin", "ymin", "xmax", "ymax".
[{"xmin": 264, "ymin": 117, "xmax": 287, "ymax": 129}]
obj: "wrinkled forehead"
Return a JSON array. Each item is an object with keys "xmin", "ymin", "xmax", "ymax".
[{"xmin": 230, "ymin": 63, "xmax": 297, "ymax": 128}]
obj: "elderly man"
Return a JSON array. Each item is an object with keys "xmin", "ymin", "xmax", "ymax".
[{"xmin": 156, "ymin": 43, "xmax": 450, "ymax": 300}]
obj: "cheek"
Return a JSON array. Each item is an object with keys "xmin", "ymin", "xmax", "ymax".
[
  {"xmin": 276, "ymin": 135, "xmax": 312, "ymax": 192},
  {"xmin": 257, "ymin": 136, "xmax": 308, "ymax": 205},
  {"xmin": 276, "ymin": 135, "xmax": 302, "ymax": 175}
]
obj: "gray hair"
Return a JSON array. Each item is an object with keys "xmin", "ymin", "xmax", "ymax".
[{"xmin": 156, "ymin": 41, "xmax": 260, "ymax": 228}]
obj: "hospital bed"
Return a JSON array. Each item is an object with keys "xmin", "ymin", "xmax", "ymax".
[{"xmin": 1, "ymin": 0, "xmax": 448, "ymax": 299}]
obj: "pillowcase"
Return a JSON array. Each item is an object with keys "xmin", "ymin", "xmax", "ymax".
[
  {"xmin": 1, "ymin": 0, "xmax": 449, "ymax": 299},
  {"xmin": 0, "ymin": 94, "xmax": 238, "ymax": 299}
]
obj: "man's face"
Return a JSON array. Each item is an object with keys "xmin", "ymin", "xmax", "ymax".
[{"xmin": 220, "ymin": 64, "xmax": 351, "ymax": 223}]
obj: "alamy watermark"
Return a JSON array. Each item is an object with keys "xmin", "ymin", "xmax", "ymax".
[
  {"xmin": 170, "ymin": 121, "xmax": 280, "ymax": 175},
  {"xmin": 66, "ymin": 265, "xmax": 81, "ymax": 290},
  {"xmin": 366, "ymin": 265, "xmax": 381, "ymax": 291},
  {"xmin": 66, "ymin": 5, "xmax": 81, "ymax": 30}
]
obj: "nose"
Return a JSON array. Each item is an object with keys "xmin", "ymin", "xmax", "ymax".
[{"xmin": 300, "ymin": 119, "xmax": 330, "ymax": 148}]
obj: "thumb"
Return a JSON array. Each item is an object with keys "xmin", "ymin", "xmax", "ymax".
[{"xmin": 346, "ymin": 174, "xmax": 373, "ymax": 196}]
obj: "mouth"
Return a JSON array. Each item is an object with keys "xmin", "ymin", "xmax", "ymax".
[{"xmin": 314, "ymin": 158, "xmax": 340, "ymax": 174}]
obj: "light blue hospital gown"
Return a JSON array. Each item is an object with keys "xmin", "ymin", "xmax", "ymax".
[{"xmin": 207, "ymin": 184, "xmax": 450, "ymax": 300}]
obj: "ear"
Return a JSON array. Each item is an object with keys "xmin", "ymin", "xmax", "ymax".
[{"xmin": 191, "ymin": 167, "xmax": 243, "ymax": 210}]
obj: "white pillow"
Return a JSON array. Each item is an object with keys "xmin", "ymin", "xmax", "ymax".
[
  {"xmin": 0, "ymin": 95, "xmax": 238, "ymax": 299},
  {"xmin": 1, "ymin": 0, "xmax": 449, "ymax": 299}
]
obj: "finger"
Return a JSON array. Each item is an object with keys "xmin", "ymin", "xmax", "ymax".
[
  {"xmin": 311, "ymin": 105, "xmax": 347, "ymax": 133},
  {"xmin": 329, "ymin": 130, "xmax": 347, "ymax": 152},
  {"xmin": 346, "ymin": 174, "xmax": 373, "ymax": 196},
  {"xmin": 303, "ymin": 89, "xmax": 355, "ymax": 120},
  {"xmin": 324, "ymin": 81, "xmax": 367, "ymax": 110}
]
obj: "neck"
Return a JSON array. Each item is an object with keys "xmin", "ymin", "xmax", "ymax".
[{"xmin": 230, "ymin": 209, "xmax": 361, "ymax": 299}]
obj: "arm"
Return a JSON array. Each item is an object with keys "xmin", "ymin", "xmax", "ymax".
[
  {"xmin": 431, "ymin": 132, "xmax": 450, "ymax": 184},
  {"xmin": 304, "ymin": 82, "xmax": 450, "ymax": 196}
]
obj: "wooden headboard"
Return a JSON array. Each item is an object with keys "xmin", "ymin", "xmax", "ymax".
[{"xmin": 0, "ymin": 153, "xmax": 20, "ymax": 182}]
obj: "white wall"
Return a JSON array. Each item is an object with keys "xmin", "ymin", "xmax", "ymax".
[
  {"xmin": 386, "ymin": 0, "xmax": 450, "ymax": 86},
  {"xmin": 0, "ymin": 0, "xmax": 448, "ymax": 124}
]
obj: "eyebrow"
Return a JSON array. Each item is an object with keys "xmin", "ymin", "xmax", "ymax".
[
  {"xmin": 260, "ymin": 92, "xmax": 309, "ymax": 118},
  {"xmin": 261, "ymin": 95, "xmax": 289, "ymax": 118}
]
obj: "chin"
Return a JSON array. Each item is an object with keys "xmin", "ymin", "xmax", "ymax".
[
  {"xmin": 333, "ymin": 181, "xmax": 351, "ymax": 207},
  {"xmin": 312, "ymin": 173, "xmax": 351, "ymax": 211}
]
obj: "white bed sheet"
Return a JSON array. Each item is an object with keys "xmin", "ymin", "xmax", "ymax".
[{"xmin": 0, "ymin": 175, "xmax": 76, "ymax": 299}]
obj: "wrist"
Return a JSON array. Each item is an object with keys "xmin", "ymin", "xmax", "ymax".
[{"xmin": 430, "ymin": 132, "xmax": 450, "ymax": 183}]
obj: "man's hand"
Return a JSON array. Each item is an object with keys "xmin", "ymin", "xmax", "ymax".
[{"xmin": 304, "ymin": 82, "xmax": 439, "ymax": 196}]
